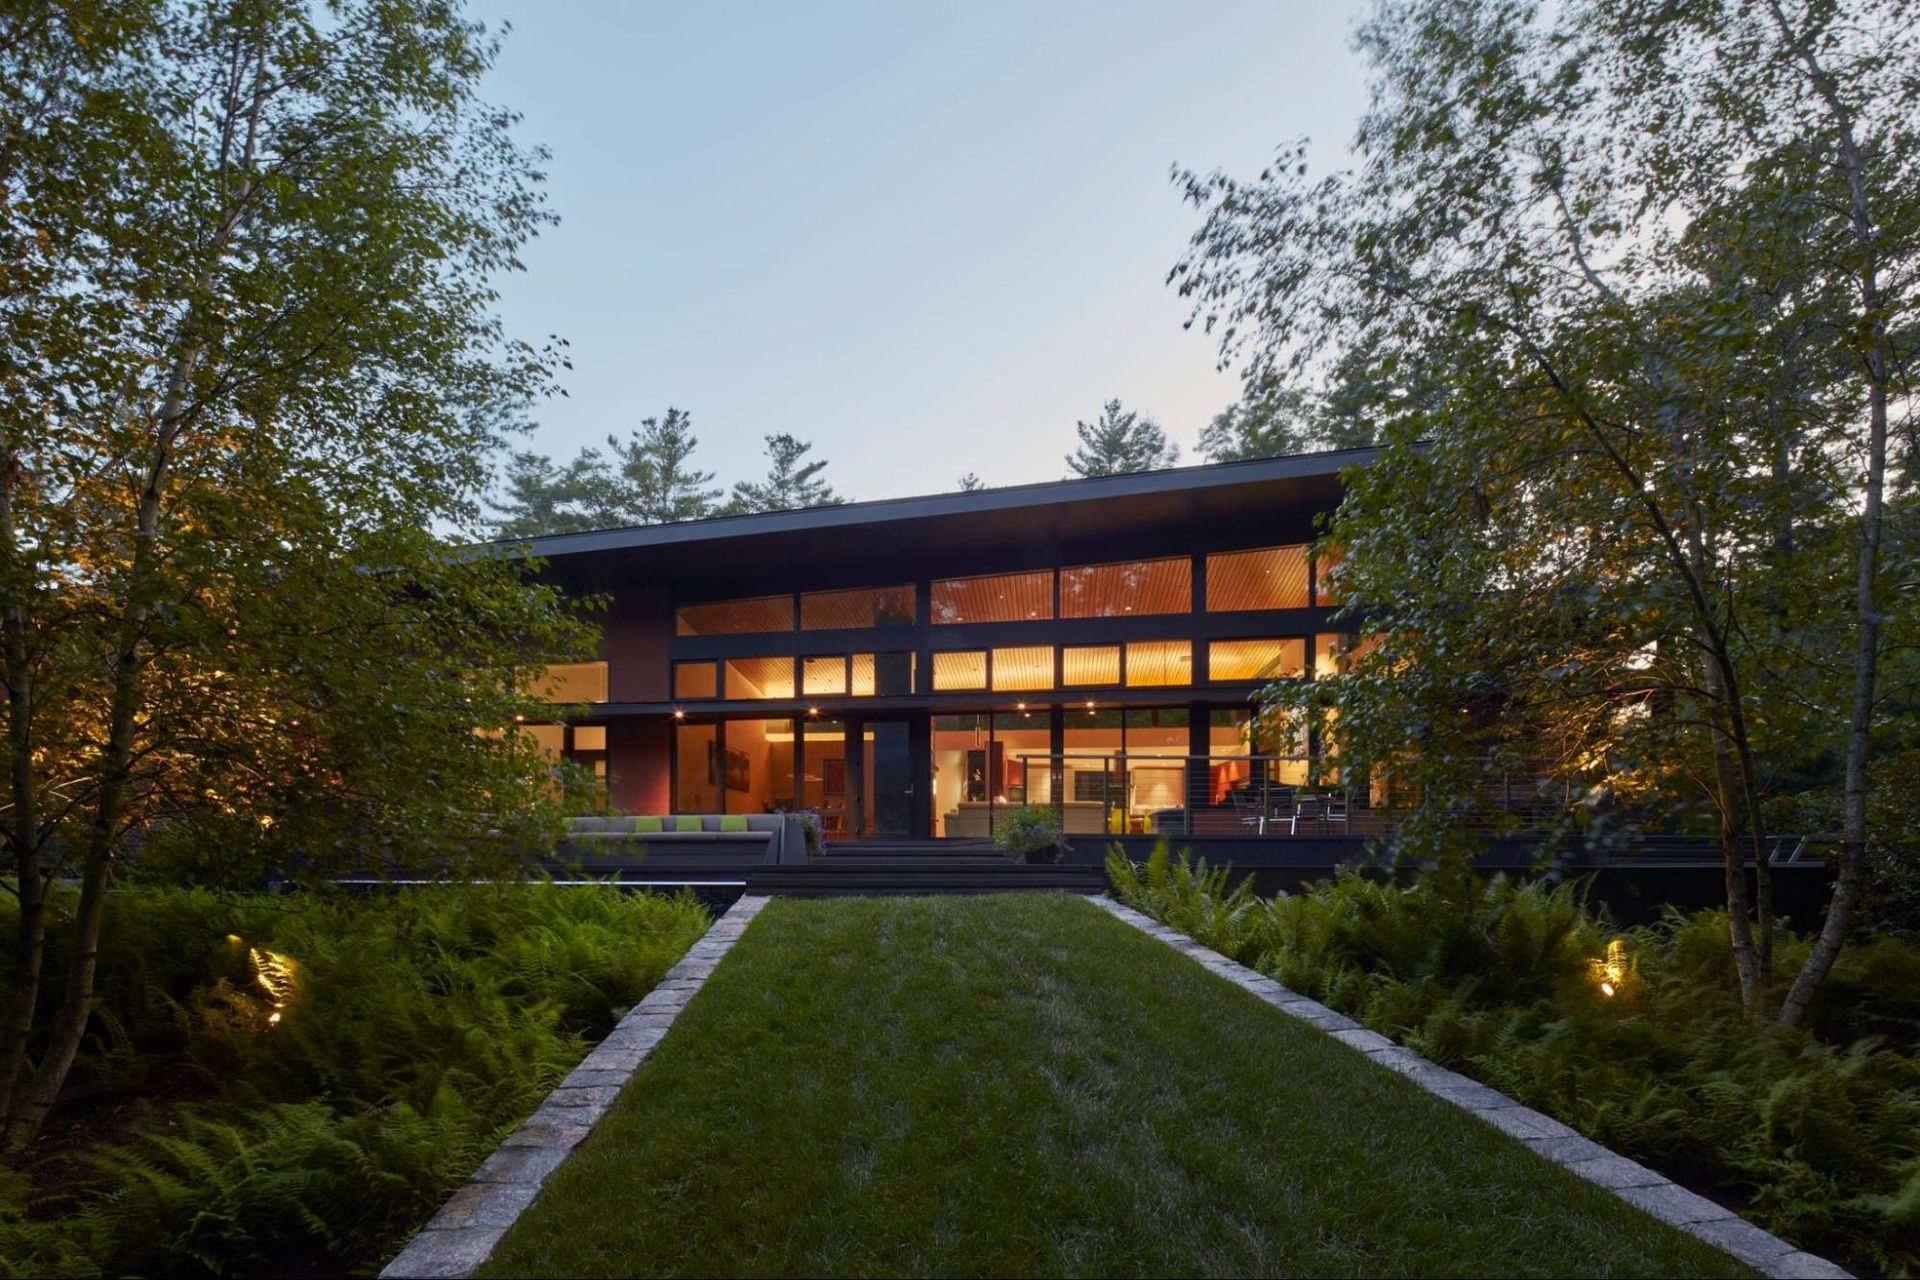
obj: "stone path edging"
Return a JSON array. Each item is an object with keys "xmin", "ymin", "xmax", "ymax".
[
  {"xmin": 380, "ymin": 894, "xmax": 772, "ymax": 1280},
  {"xmin": 1085, "ymin": 895, "xmax": 1851, "ymax": 1280}
]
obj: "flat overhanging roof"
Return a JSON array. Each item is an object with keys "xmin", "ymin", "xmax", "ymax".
[{"xmin": 493, "ymin": 446, "xmax": 1378, "ymax": 593}]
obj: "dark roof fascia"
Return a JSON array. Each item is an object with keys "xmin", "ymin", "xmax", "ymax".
[{"xmin": 484, "ymin": 447, "xmax": 1381, "ymax": 564}]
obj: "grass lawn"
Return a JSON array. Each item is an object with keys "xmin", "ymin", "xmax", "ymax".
[{"xmin": 482, "ymin": 894, "xmax": 1749, "ymax": 1278}]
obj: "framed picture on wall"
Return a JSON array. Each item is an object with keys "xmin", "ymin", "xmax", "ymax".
[
  {"xmin": 823, "ymin": 758, "xmax": 845, "ymax": 797},
  {"xmin": 724, "ymin": 746, "xmax": 751, "ymax": 793}
]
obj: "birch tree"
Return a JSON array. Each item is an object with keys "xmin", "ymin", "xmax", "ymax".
[
  {"xmin": 0, "ymin": 0, "xmax": 589, "ymax": 1150},
  {"xmin": 1175, "ymin": 0, "xmax": 1918, "ymax": 1018}
]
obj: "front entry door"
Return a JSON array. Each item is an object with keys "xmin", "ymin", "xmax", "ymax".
[{"xmin": 849, "ymin": 716, "xmax": 916, "ymax": 839}]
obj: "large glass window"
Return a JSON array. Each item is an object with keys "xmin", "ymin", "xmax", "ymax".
[
  {"xmin": 931, "ymin": 714, "xmax": 990, "ymax": 837},
  {"xmin": 995, "ymin": 710, "xmax": 1051, "ymax": 815},
  {"xmin": 1062, "ymin": 708, "xmax": 1124, "ymax": 818},
  {"xmin": 802, "ymin": 656, "xmax": 847, "ymax": 697},
  {"xmin": 932, "ymin": 650, "xmax": 988, "ymax": 691},
  {"xmin": 536, "ymin": 661, "xmax": 608, "ymax": 703},
  {"xmin": 1206, "ymin": 545, "xmax": 1310, "ymax": 612},
  {"xmin": 851, "ymin": 652, "xmax": 915, "ymax": 696},
  {"xmin": 1125, "ymin": 708, "xmax": 1189, "ymax": 827},
  {"xmin": 930, "ymin": 711, "xmax": 1051, "ymax": 838},
  {"xmin": 1209, "ymin": 638, "xmax": 1306, "ymax": 683},
  {"xmin": 1124, "ymin": 640, "xmax": 1193, "ymax": 687},
  {"xmin": 674, "ymin": 661, "xmax": 718, "ymax": 699},
  {"xmin": 1062, "ymin": 645, "xmax": 1120, "ymax": 687},
  {"xmin": 1059, "ymin": 557, "xmax": 1191, "ymax": 618},
  {"xmin": 801, "ymin": 584, "xmax": 916, "ymax": 630},
  {"xmin": 931, "ymin": 570, "xmax": 1053, "ymax": 624},
  {"xmin": 1060, "ymin": 707, "xmax": 1190, "ymax": 836},
  {"xmin": 801, "ymin": 719, "xmax": 847, "ymax": 838},
  {"xmin": 723, "ymin": 656, "xmax": 795, "ymax": 699},
  {"xmin": 676, "ymin": 595, "xmax": 793, "ymax": 637},
  {"xmin": 674, "ymin": 722, "xmax": 717, "ymax": 811},
  {"xmin": 991, "ymin": 646, "xmax": 1053, "ymax": 691},
  {"xmin": 722, "ymin": 718, "xmax": 796, "ymax": 815}
]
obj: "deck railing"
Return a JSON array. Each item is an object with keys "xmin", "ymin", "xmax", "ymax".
[
  {"xmin": 1002, "ymin": 752, "xmax": 1823, "ymax": 864},
  {"xmin": 1008, "ymin": 752, "xmax": 1383, "ymax": 839}
]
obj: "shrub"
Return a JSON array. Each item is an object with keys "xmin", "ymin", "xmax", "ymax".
[
  {"xmin": 994, "ymin": 805, "xmax": 1068, "ymax": 863},
  {"xmin": 2, "ymin": 882, "xmax": 710, "ymax": 1277},
  {"xmin": 1107, "ymin": 845, "xmax": 1920, "ymax": 1276}
]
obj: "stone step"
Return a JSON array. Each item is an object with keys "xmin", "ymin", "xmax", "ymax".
[{"xmin": 745, "ymin": 863, "xmax": 1104, "ymax": 897}]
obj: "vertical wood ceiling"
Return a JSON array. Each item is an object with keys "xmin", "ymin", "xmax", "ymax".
[
  {"xmin": 931, "ymin": 571, "xmax": 1052, "ymax": 624},
  {"xmin": 1060, "ymin": 557, "xmax": 1190, "ymax": 617},
  {"xmin": 801, "ymin": 584, "xmax": 915, "ymax": 630},
  {"xmin": 1205, "ymin": 546, "xmax": 1310, "ymax": 612}
]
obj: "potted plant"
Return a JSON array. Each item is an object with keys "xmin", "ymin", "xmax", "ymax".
[{"xmin": 994, "ymin": 804, "xmax": 1069, "ymax": 865}]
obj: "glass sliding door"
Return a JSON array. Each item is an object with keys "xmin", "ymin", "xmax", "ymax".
[
  {"xmin": 801, "ymin": 719, "xmax": 848, "ymax": 840},
  {"xmin": 930, "ymin": 711, "xmax": 1052, "ymax": 839}
]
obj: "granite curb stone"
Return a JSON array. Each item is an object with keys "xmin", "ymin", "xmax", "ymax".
[
  {"xmin": 380, "ymin": 893, "xmax": 771, "ymax": 1279},
  {"xmin": 1085, "ymin": 894, "xmax": 1852, "ymax": 1280}
]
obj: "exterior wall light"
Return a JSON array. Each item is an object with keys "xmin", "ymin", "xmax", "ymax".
[{"xmin": 673, "ymin": 709, "xmax": 685, "ymax": 719}]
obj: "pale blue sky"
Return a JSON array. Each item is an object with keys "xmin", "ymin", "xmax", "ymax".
[{"xmin": 470, "ymin": 0, "xmax": 1371, "ymax": 502}]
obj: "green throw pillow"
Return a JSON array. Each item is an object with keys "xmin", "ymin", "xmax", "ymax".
[
  {"xmin": 719, "ymin": 815, "xmax": 749, "ymax": 832},
  {"xmin": 632, "ymin": 816, "xmax": 663, "ymax": 833},
  {"xmin": 673, "ymin": 815, "xmax": 703, "ymax": 832}
]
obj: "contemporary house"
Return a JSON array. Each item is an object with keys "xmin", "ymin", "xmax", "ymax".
[{"xmin": 516, "ymin": 449, "xmax": 1374, "ymax": 846}]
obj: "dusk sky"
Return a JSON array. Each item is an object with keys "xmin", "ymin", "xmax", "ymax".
[{"xmin": 469, "ymin": 1, "xmax": 1372, "ymax": 503}]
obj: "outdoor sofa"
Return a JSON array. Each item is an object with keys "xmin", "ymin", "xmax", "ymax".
[{"xmin": 558, "ymin": 813, "xmax": 809, "ymax": 865}]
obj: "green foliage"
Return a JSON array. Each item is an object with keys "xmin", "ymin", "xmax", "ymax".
[
  {"xmin": 992, "ymin": 805, "xmax": 1067, "ymax": 863},
  {"xmin": 1, "ymin": 883, "xmax": 709, "ymax": 1277},
  {"xmin": 1172, "ymin": 0, "xmax": 1920, "ymax": 1013},
  {"xmin": 491, "ymin": 408, "xmax": 727, "ymax": 536},
  {"xmin": 723, "ymin": 432, "xmax": 844, "ymax": 515},
  {"xmin": 1105, "ymin": 839, "xmax": 1254, "ymax": 951},
  {"xmin": 1112, "ymin": 851, "xmax": 1920, "ymax": 1275},
  {"xmin": 1063, "ymin": 398, "xmax": 1177, "ymax": 477}
]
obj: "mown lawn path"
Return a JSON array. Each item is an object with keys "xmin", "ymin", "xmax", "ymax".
[{"xmin": 483, "ymin": 894, "xmax": 1748, "ymax": 1278}]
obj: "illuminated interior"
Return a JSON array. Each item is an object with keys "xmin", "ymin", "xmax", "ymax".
[
  {"xmin": 801, "ymin": 584, "xmax": 915, "ymax": 629},
  {"xmin": 1059, "ymin": 557, "xmax": 1190, "ymax": 617},
  {"xmin": 1206, "ymin": 545, "xmax": 1310, "ymax": 611},
  {"xmin": 931, "ymin": 571, "xmax": 1053, "ymax": 624},
  {"xmin": 676, "ymin": 594, "xmax": 793, "ymax": 636},
  {"xmin": 1209, "ymin": 638, "xmax": 1306, "ymax": 683},
  {"xmin": 536, "ymin": 661, "xmax": 608, "ymax": 703}
]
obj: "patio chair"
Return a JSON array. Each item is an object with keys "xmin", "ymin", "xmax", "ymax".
[
  {"xmin": 1322, "ymin": 791, "xmax": 1350, "ymax": 832},
  {"xmin": 1227, "ymin": 785, "xmax": 1267, "ymax": 833},
  {"xmin": 1293, "ymin": 793, "xmax": 1324, "ymax": 833},
  {"xmin": 1267, "ymin": 786, "xmax": 1298, "ymax": 834}
]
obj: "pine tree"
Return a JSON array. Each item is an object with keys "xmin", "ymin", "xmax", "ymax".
[
  {"xmin": 1064, "ymin": 400, "xmax": 1179, "ymax": 477},
  {"xmin": 726, "ymin": 433, "xmax": 844, "ymax": 513},
  {"xmin": 491, "ymin": 450, "xmax": 622, "ymax": 537},
  {"xmin": 606, "ymin": 408, "xmax": 721, "ymax": 524}
]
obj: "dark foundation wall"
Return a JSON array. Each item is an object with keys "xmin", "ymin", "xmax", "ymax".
[{"xmin": 606, "ymin": 718, "xmax": 671, "ymax": 814}]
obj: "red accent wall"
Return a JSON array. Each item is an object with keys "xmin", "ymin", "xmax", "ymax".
[
  {"xmin": 607, "ymin": 717, "xmax": 670, "ymax": 814},
  {"xmin": 601, "ymin": 588, "xmax": 670, "ymax": 702}
]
